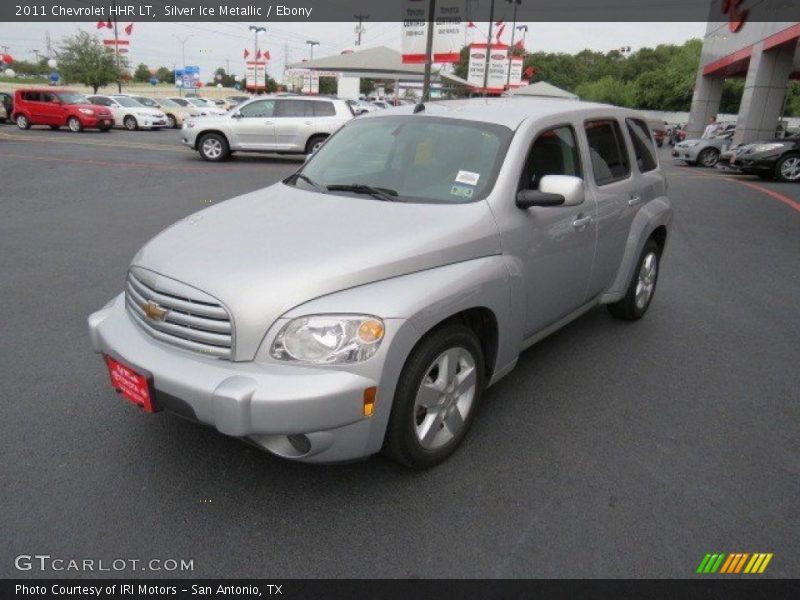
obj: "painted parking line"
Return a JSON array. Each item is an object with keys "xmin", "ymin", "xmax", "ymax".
[{"xmin": 0, "ymin": 152, "xmax": 270, "ymax": 173}]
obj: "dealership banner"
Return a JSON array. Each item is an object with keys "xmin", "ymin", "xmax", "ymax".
[
  {"xmin": 508, "ymin": 56, "xmax": 524, "ymax": 88},
  {"xmin": 401, "ymin": 0, "xmax": 465, "ymax": 64},
  {"xmin": 467, "ymin": 43, "xmax": 508, "ymax": 93},
  {"xmin": 245, "ymin": 61, "xmax": 267, "ymax": 90}
]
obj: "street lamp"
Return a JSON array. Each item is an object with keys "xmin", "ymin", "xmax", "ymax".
[
  {"xmin": 249, "ymin": 25, "xmax": 266, "ymax": 92},
  {"xmin": 505, "ymin": 0, "xmax": 522, "ymax": 88},
  {"xmin": 306, "ymin": 40, "xmax": 319, "ymax": 61},
  {"xmin": 172, "ymin": 34, "xmax": 193, "ymax": 96}
]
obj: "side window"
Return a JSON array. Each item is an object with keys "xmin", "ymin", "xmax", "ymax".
[
  {"xmin": 584, "ymin": 119, "xmax": 631, "ymax": 185},
  {"xmin": 238, "ymin": 99, "xmax": 275, "ymax": 118},
  {"xmin": 518, "ymin": 125, "xmax": 582, "ymax": 191},
  {"xmin": 274, "ymin": 99, "xmax": 312, "ymax": 117},
  {"xmin": 626, "ymin": 118, "xmax": 657, "ymax": 172},
  {"xmin": 23, "ymin": 92, "xmax": 41, "ymax": 102},
  {"xmin": 313, "ymin": 101, "xmax": 336, "ymax": 117}
]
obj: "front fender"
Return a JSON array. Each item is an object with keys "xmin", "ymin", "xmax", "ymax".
[{"xmin": 601, "ymin": 196, "xmax": 673, "ymax": 303}]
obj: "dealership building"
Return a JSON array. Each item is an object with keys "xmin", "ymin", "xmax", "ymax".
[{"xmin": 688, "ymin": 20, "xmax": 800, "ymax": 143}]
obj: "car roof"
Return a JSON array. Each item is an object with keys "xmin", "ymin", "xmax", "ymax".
[{"xmin": 361, "ymin": 96, "xmax": 636, "ymax": 130}]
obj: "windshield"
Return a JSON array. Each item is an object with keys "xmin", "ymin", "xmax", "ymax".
[
  {"xmin": 292, "ymin": 116, "xmax": 512, "ymax": 204},
  {"xmin": 188, "ymin": 98, "xmax": 206, "ymax": 107},
  {"xmin": 114, "ymin": 96, "xmax": 144, "ymax": 108},
  {"xmin": 56, "ymin": 93, "xmax": 89, "ymax": 105},
  {"xmin": 133, "ymin": 96, "xmax": 159, "ymax": 107}
]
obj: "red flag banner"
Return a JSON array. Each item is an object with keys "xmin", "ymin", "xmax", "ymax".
[
  {"xmin": 255, "ymin": 49, "xmax": 261, "ymax": 60},
  {"xmin": 243, "ymin": 48, "xmax": 250, "ymax": 59},
  {"xmin": 124, "ymin": 23, "xmax": 134, "ymax": 36},
  {"xmin": 264, "ymin": 50, "xmax": 271, "ymax": 60}
]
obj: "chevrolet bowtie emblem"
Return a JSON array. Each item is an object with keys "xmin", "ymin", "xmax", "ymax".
[{"xmin": 143, "ymin": 302, "xmax": 168, "ymax": 321}]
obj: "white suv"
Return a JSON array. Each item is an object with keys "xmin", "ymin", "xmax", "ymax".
[{"xmin": 181, "ymin": 96, "xmax": 354, "ymax": 161}]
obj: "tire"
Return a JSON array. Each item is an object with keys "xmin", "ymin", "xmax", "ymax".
[
  {"xmin": 698, "ymin": 147, "xmax": 720, "ymax": 168},
  {"xmin": 607, "ymin": 239, "xmax": 661, "ymax": 321},
  {"xmin": 49, "ymin": 125, "xmax": 60, "ymax": 130},
  {"xmin": 383, "ymin": 323, "xmax": 485, "ymax": 469},
  {"xmin": 775, "ymin": 154, "xmax": 800, "ymax": 182},
  {"xmin": 123, "ymin": 115, "xmax": 138, "ymax": 131},
  {"xmin": 197, "ymin": 133, "xmax": 230, "ymax": 162},
  {"xmin": 67, "ymin": 117, "xmax": 83, "ymax": 133},
  {"xmin": 166, "ymin": 114, "xmax": 177, "ymax": 129},
  {"xmin": 305, "ymin": 134, "xmax": 327, "ymax": 155},
  {"xmin": 16, "ymin": 114, "xmax": 31, "ymax": 130}
]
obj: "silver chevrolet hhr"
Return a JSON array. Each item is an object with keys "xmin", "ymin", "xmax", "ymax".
[{"xmin": 89, "ymin": 97, "xmax": 672, "ymax": 468}]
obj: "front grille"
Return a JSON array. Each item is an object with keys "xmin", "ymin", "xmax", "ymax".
[{"xmin": 125, "ymin": 269, "xmax": 233, "ymax": 359}]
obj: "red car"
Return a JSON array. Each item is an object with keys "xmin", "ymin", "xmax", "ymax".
[{"xmin": 12, "ymin": 88, "xmax": 114, "ymax": 132}]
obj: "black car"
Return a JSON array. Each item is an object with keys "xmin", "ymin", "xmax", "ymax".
[{"xmin": 723, "ymin": 134, "xmax": 800, "ymax": 182}]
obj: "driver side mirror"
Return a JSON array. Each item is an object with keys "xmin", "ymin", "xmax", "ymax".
[
  {"xmin": 231, "ymin": 111, "xmax": 243, "ymax": 119},
  {"xmin": 516, "ymin": 175, "xmax": 585, "ymax": 209}
]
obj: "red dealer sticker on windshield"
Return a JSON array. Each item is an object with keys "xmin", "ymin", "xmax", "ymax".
[{"xmin": 106, "ymin": 356, "xmax": 156, "ymax": 413}]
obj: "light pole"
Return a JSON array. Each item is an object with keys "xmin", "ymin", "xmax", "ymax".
[
  {"xmin": 249, "ymin": 25, "xmax": 266, "ymax": 92},
  {"xmin": 482, "ymin": 0, "xmax": 496, "ymax": 94},
  {"xmin": 516, "ymin": 24, "xmax": 528, "ymax": 51},
  {"xmin": 172, "ymin": 34, "xmax": 193, "ymax": 96},
  {"xmin": 505, "ymin": 0, "xmax": 522, "ymax": 88},
  {"xmin": 306, "ymin": 40, "xmax": 319, "ymax": 61}
]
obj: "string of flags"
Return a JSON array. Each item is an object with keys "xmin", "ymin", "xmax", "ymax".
[
  {"xmin": 243, "ymin": 49, "xmax": 271, "ymax": 61},
  {"xmin": 96, "ymin": 20, "xmax": 134, "ymax": 54}
]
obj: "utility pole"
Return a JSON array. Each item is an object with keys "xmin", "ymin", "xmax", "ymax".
[
  {"xmin": 172, "ymin": 34, "xmax": 193, "ymax": 96},
  {"xmin": 482, "ymin": 0, "xmax": 495, "ymax": 94},
  {"xmin": 306, "ymin": 40, "xmax": 319, "ymax": 61},
  {"xmin": 111, "ymin": 0, "xmax": 122, "ymax": 92},
  {"xmin": 516, "ymin": 24, "xmax": 528, "ymax": 52},
  {"xmin": 422, "ymin": 0, "xmax": 436, "ymax": 102},
  {"xmin": 354, "ymin": 14, "xmax": 369, "ymax": 46},
  {"xmin": 249, "ymin": 25, "xmax": 266, "ymax": 93},
  {"xmin": 226, "ymin": 58, "xmax": 230, "ymax": 74},
  {"xmin": 506, "ymin": 0, "xmax": 521, "ymax": 88}
]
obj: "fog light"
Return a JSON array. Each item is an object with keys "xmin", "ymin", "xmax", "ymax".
[
  {"xmin": 363, "ymin": 387, "xmax": 377, "ymax": 417},
  {"xmin": 287, "ymin": 434, "xmax": 311, "ymax": 454}
]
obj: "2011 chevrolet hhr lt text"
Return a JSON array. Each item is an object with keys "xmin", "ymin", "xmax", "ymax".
[{"xmin": 88, "ymin": 97, "xmax": 672, "ymax": 468}]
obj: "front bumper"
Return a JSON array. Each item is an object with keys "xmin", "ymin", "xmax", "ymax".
[
  {"xmin": 88, "ymin": 294, "xmax": 388, "ymax": 463},
  {"xmin": 139, "ymin": 117, "xmax": 168, "ymax": 129},
  {"xmin": 82, "ymin": 116, "xmax": 114, "ymax": 128},
  {"xmin": 672, "ymin": 146, "xmax": 701, "ymax": 162}
]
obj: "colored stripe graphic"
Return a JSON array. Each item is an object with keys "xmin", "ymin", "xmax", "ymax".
[
  {"xmin": 699, "ymin": 552, "xmax": 772, "ymax": 574},
  {"xmin": 719, "ymin": 554, "xmax": 736, "ymax": 573},
  {"xmin": 697, "ymin": 554, "xmax": 712, "ymax": 573},
  {"xmin": 735, "ymin": 553, "xmax": 749, "ymax": 573}
]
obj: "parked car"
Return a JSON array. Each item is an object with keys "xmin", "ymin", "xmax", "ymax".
[
  {"xmin": 671, "ymin": 130, "xmax": 735, "ymax": 167},
  {"xmin": 89, "ymin": 98, "xmax": 671, "ymax": 468},
  {"xmin": 181, "ymin": 95, "xmax": 354, "ymax": 161},
  {"xmin": 12, "ymin": 89, "xmax": 114, "ymax": 132},
  {"xmin": 87, "ymin": 95, "xmax": 167, "ymax": 130},
  {"xmin": 0, "ymin": 102, "xmax": 6, "ymax": 123},
  {"xmin": 226, "ymin": 95, "xmax": 251, "ymax": 107},
  {"xmin": 0, "ymin": 91, "xmax": 12, "ymax": 123},
  {"xmin": 184, "ymin": 97, "xmax": 227, "ymax": 116},
  {"xmin": 125, "ymin": 95, "xmax": 200, "ymax": 129},
  {"xmin": 372, "ymin": 101, "xmax": 390, "ymax": 110},
  {"xmin": 346, "ymin": 99, "xmax": 378, "ymax": 115},
  {"xmin": 719, "ymin": 133, "xmax": 800, "ymax": 182}
]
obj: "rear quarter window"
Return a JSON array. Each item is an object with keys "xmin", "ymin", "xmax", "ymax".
[
  {"xmin": 626, "ymin": 118, "xmax": 658, "ymax": 173},
  {"xmin": 584, "ymin": 119, "xmax": 631, "ymax": 185},
  {"xmin": 312, "ymin": 101, "xmax": 336, "ymax": 117}
]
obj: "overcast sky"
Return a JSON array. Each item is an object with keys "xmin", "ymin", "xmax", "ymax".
[{"xmin": 0, "ymin": 21, "xmax": 707, "ymax": 80}]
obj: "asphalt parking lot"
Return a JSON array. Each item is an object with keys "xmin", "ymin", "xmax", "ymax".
[{"xmin": 1, "ymin": 125, "xmax": 798, "ymax": 579}]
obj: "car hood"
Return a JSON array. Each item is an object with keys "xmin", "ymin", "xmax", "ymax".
[{"xmin": 131, "ymin": 183, "xmax": 502, "ymax": 359}]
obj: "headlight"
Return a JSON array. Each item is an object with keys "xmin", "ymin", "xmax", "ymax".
[
  {"xmin": 682, "ymin": 141, "xmax": 700, "ymax": 147},
  {"xmin": 270, "ymin": 315, "xmax": 385, "ymax": 364},
  {"xmin": 78, "ymin": 108, "xmax": 94, "ymax": 115},
  {"xmin": 751, "ymin": 143, "xmax": 784, "ymax": 153}
]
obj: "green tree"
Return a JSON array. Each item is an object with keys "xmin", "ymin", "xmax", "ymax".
[
  {"xmin": 133, "ymin": 63, "xmax": 150, "ymax": 82},
  {"xmin": 156, "ymin": 66, "xmax": 175, "ymax": 84},
  {"xmin": 57, "ymin": 31, "xmax": 126, "ymax": 93}
]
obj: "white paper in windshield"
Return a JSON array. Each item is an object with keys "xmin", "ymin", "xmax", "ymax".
[{"xmin": 455, "ymin": 170, "xmax": 480, "ymax": 186}]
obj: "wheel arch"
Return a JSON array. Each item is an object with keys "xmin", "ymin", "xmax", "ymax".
[{"xmin": 194, "ymin": 129, "xmax": 229, "ymax": 150}]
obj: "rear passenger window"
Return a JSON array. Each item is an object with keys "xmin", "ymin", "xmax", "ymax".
[
  {"xmin": 23, "ymin": 92, "xmax": 41, "ymax": 102},
  {"xmin": 275, "ymin": 100, "xmax": 313, "ymax": 117},
  {"xmin": 312, "ymin": 101, "xmax": 336, "ymax": 117},
  {"xmin": 626, "ymin": 118, "xmax": 657, "ymax": 172},
  {"xmin": 519, "ymin": 125, "xmax": 582, "ymax": 191},
  {"xmin": 584, "ymin": 119, "xmax": 630, "ymax": 185}
]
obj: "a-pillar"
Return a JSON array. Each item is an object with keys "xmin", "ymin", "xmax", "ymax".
[
  {"xmin": 733, "ymin": 40, "xmax": 796, "ymax": 145},
  {"xmin": 686, "ymin": 70, "xmax": 723, "ymax": 139}
]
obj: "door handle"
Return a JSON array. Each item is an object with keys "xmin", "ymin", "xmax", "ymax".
[
  {"xmin": 303, "ymin": 121, "xmax": 312, "ymax": 125},
  {"xmin": 572, "ymin": 215, "xmax": 592, "ymax": 230},
  {"xmin": 628, "ymin": 195, "xmax": 642, "ymax": 206}
]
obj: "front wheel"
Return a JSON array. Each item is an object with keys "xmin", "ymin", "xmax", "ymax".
[
  {"xmin": 305, "ymin": 134, "xmax": 327, "ymax": 155},
  {"xmin": 123, "ymin": 115, "xmax": 138, "ymax": 131},
  {"xmin": 16, "ymin": 114, "xmax": 31, "ymax": 130},
  {"xmin": 698, "ymin": 147, "xmax": 720, "ymax": 168},
  {"xmin": 67, "ymin": 117, "xmax": 83, "ymax": 133},
  {"xmin": 776, "ymin": 154, "xmax": 800, "ymax": 182},
  {"xmin": 607, "ymin": 239, "xmax": 661, "ymax": 321},
  {"xmin": 383, "ymin": 323, "xmax": 485, "ymax": 469},
  {"xmin": 197, "ymin": 133, "xmax": 230, "ymax": 162}
]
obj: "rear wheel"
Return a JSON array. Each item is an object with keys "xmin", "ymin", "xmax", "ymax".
[
  {"xmin": 698, "ymin": 147, "xmax": 720, "ymax": 168},
  {"xmin": 776, "ymin": 154, "xmax": 800, "ymax": 182},
  {"xmin": 16, "ymin": 114, "xmax": 31, "ymax": 130},
  {"xmin": 607, "ymin": 239, "xmax": 661, "ymax": 321},
  {"xmin": 198, "ymin": 133, "xmax": 230, "ymax": 162},
  {"xmin": 123, "ymin": 115, "xmax": 138, "ymax": 131},
  {"xmin": 67, "ymin": 117, "xmax": 83, "ymax": 133},
  {"xmin": 305, "ymin": 134, "xmax": 327, "ymax": 155},
  {"xmin": 383, "ymin": 323, "xmax": 485, "ymax": 469}
]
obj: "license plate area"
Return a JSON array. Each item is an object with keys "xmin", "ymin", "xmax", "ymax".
[{"xmin": 105, "ymin": 355, "xmax": 159, "ymax": 413}]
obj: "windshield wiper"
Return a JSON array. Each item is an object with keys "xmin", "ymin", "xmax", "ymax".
[
  {"xmin": 290, "ymin": 172, "xmax": 323, "ymax": 192},
  {"xmin": 326, "ymin": 183, "xmax": 398, "ymax": 202}
]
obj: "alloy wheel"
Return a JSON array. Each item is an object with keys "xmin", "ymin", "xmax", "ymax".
[
  {"xmin": 779, "ymin": 157, "xmax": 800, "ymax": 181},
  {"xmin": 700, "ymin": 149, "xmax": 719, "ymax": 167},
  {"xmin": 635, "ymin": 252, "xmax": 658, "ymax": 310},
  {"xmin": 68, "ymin": 118, "xmax": 80, "ymax": 132},
  {"xmin": 413, "ymin": 347, "xmax": 477, "ymax": 450},
  {"xmin": 202, "ymin": 138, "xmax": 223, "ymax": 159}
]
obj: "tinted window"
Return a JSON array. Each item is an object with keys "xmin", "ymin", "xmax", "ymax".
[
  {"xmin": 89, "ymin": 97, "xmax": 111, "ymax": 107},
  {"xmin": 238, "ymin": 99, "xmax": 275, "ymax": 118},
  {"xmin": 312, "ymin": 101, "xmax": 336, "ymax": 117},
  {"xmin": 584, "ymin": 119, "xmax": 630, "ymax": 185},
  {"xmin": 519, "ymin": 126, "xmax": 582, "ymax": 191},
  {"xmin": 626, "ymin": 118, "xmax": 657, "ymax": 172},
  {"xmin": 275, "ymin": 99, "xmax": 313, "ymax": 117},
  {"xmin": 23, "ymin": 92, "xmax": 42, "ymax": 102}
]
